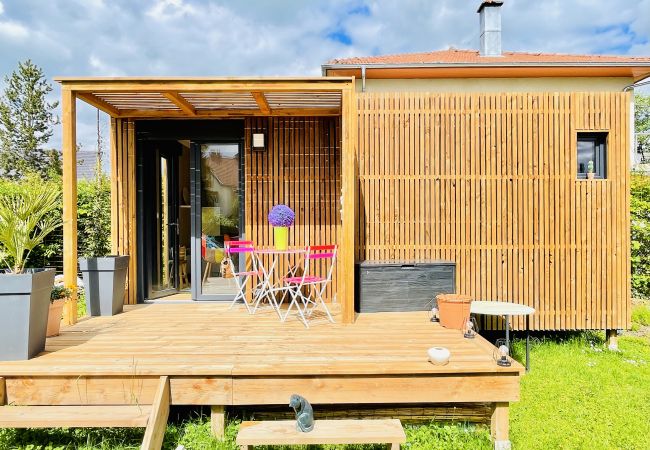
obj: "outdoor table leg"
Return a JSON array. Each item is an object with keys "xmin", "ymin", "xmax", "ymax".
[{"xmin": 526, "ymin": 314, "xmax": 530, "ymax": 373}]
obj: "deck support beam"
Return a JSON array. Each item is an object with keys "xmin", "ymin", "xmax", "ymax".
[
  {"xmin": 62, "ymin": 88, "xmax": 78, "ymax": 325},
  {"xmin": 340, "ymin": 84, "xmax": 357, "ymax": 324},
  {"xmin": 491, "ymin": 402, "xmax": 511, "ymax": 450},
  {"xmin": 211, "ymin": 405, "xmax": 226, "ymax": 439},
  {"xmin": 141, "ymin": 376, "xmax": 170, "ymax": 450},
  {"xmin": 606, "ymin": 329, "xmax": 619, "ymax": 351},
  {"xmin": 0, "ymin": 377, "xmax": 6, "ymax": 406}
]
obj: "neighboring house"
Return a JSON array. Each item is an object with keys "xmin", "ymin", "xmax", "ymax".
[{"xmin": 76, "ymin": 150, "xmax": 100, "ymax": 179}]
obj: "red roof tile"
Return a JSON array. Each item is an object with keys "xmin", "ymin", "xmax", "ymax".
[{"xmin": 326, "ymin": 49, "xmax": 650, "ymax": 66}]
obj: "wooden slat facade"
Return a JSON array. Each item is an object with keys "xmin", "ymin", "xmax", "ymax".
[
  {"xmin": 245, "ymin": 117, "xmax": 341, "ymax": 301},
  {"xmin": 356, "ymin": 92, "xmax": 631, "ymax": 330},
  {"xmin": 110, "ymin": 118, "xmax": 138, "ymax": 305}
]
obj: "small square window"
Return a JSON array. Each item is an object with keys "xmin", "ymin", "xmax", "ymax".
[{"xmin": 577, "ymin": 132, "xmax": 607, "ymax": 179}]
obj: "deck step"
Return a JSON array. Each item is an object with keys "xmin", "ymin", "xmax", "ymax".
[{"xmin": 0, "ymin": 405, "xmax": 151, "ymax": 428}]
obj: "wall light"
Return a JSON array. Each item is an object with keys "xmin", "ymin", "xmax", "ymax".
[{"xmin": 252, "ymin": 133, "xmax": 265, "ymax": 152}]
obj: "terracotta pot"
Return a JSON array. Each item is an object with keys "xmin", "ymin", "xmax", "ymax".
[
  {"xmin": 47, "ymin": 299, "xmax": 66, "ymax": 337},
  {"xmin": 436, "ymin": 293, "xmax": 473, "ymax": 330}
]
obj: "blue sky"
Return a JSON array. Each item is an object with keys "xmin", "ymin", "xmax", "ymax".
[{"xmin": 1, "ymin": 0, "xmax": 649, "ymax": 152}]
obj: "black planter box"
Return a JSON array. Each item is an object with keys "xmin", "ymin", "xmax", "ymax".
[{"xmin": 355, "ymin": 260, "xmax": 456, "ymax": 313}]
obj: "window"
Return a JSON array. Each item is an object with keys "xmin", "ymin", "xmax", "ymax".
[{"xmin": 577, "ymin": 132, "xmax": 607, "ymax": 179}]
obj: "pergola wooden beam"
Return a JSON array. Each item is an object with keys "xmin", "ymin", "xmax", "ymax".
[
  {"xmin": 113, "ymin": 107, "xmax": 340, "ymax": 118},
  {"xmin": 162, "ymin": 92, "xmax": 196, "ymax": 116},
  {"xmin": 76, "ymin": 92, "xmax": 120, "ymax": 117},
  {"xmin": 251, "ymin": 91, "xmax": 271, "ymax": 114},
  {"xmin": 61, "ymin": 88, "xmax": 78, "ymax": 325}
]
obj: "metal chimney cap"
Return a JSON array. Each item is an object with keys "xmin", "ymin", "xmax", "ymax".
[{"xmin": 477, "ymin": 0, "xmax": 504, "ymax": 13}]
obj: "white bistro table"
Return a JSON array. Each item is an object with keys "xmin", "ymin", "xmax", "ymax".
[
  {"xmin": 470, "ymin": 301, "xmax": 535, "ymax": 372},
  {"xmin": 253, "ymin": 248, "xmax": 305, "ymax": 316}
]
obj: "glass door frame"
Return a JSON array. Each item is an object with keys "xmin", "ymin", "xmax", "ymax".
[
  {"xmin": 137, "ymin": 141, "xmax": 181, "ymax": 300},
  {"xmin": 189, "ymin": 139, "xmax": 245, "ymax": 301}
]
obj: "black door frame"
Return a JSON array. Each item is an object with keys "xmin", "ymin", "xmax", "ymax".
[
  {"xmin": 190, "ymin": 139, "xmax": 245, "ymax": 301},
  {"xmin": 135, "ymin": 120, "xmax": 246, "ymax": 303},
  {"xmin": 137, "ymin": 141, "xmax": 181, "ymax": 300}
]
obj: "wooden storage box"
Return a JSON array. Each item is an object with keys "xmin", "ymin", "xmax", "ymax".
[{"xmin": 355, "ymin": 260, "xmax": 456, "ymax": 313}]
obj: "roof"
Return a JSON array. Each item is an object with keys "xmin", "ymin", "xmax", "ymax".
[
  {"xmin": 326, "ymin": 49, "xmax": 650, "ymax": 66},
  {"xmin": 54, "ymin": 76, "xmax": 354, "ymax": 119},
  {"xmin": 323, "ymin": 49, "xmax": 650, "ymax": 82}
]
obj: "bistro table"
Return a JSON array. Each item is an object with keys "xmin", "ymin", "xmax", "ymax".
[
  {"xmin": 253, "ymin": 248, "xmax": 305, "ymax": 316},
  {"xmin": 470, "ymin": 300, "xmax": 535, "ymax": 372}
]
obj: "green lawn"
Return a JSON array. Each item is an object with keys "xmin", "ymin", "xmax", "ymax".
[{"xmin": 2, "ymin": 325, "xmax": 649, "ymax": 449}]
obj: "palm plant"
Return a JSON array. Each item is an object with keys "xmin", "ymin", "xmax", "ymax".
[{"xmin": 0, "ymin": 184, "xmax": 62, "ymax": 274}]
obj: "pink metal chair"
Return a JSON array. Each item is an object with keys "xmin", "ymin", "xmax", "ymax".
[
  {"xmin": 225, "ymin": 241, "xmax": 260, "ymax": 314},
  {"xmin": 281, "ymin": 245, "xmax": 337, "ymax": 327}
]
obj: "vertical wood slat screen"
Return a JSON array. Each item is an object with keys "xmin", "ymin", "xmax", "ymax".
[
  {"xmin": 356, "ymin": 92, "xmax": 631, "ymax": 330},
  {"xmin": 110, "ymin": 118, "xmax": 137, "ymax": 305},
  {"xmin": 245, "ymin": 117, "xmax": 341, "ymax": 302}
]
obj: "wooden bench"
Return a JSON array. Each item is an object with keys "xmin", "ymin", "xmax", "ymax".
[{"xmin": 236, "ymin": 419, "xmax": 406, "ymax": 449}]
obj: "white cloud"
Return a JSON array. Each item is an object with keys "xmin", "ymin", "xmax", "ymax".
[
  {"xmin": 0, "ymin": 1, "xmax": 4, "ymax": 15},
  {"xmin": 146, "ymin": 0, "xmax": 197, "ymax": 21},
  {"xmin": 0, "ymin": 20, "xmax": 29, "ymax": 40}
]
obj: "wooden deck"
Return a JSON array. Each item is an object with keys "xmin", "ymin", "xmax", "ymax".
[{"xmin": 0, "ymin": 303, "xmax": 521, "ymax": 445}]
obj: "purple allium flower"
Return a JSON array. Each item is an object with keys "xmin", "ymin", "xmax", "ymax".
[{"xmin": 268, "ymin": 204, "xmax": 295, "ymax": 227}]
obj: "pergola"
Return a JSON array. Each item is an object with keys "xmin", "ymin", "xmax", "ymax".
[{"xmin": 55, "ymin": 77, "xmax": 357, "ymax": 324}]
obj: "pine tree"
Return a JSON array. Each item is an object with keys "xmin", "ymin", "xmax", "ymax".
[{"xmin": 0, "ymin": 60, "xmax": 60, "ymax": 178}]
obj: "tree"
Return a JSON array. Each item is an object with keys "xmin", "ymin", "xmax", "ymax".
[
  {"xmin": 0, "ymin": 60, "xmax": 60, "ymax": 179},
  {"xmin": 636, "ymin": 94, "xmax": 650, "ymax": 164}
]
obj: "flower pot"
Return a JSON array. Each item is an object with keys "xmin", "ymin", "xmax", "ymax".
[
  {"xmin": 587, "ymin": 172, "xmax": 595, "ymax": 180},
  {"xmin": 47, "ymin": 298, "xmax": 66, "ymax": 337},
  {"xmin": 79, "ymin": 255, "xmax": 129, "ymax": 316},
  {"xmin": 0, "ymin": 268, "xmax": 55, "ymax": 361},
  {"xmin": 274, "ymin": 226, "xmax": 289, "ymax": 251},
  {"xmin": 436, "ymin": 293, "xmax": 473, "ymax": 330}
]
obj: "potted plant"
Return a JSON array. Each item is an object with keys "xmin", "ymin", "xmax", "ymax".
[
  {"xmin": 48, "ymin": 281, "xmax": 71, "ymax": 337},
  {"xmin": 268, "ymin": 204, "xmax": 295, "ymax": 250},
  {"xmin": 78, "ymin": 161, "xmax": 128, "ymax": 316},
  {"xmin": 0, "ymin": 184, "xmax": 61, "ymax": 360},
  {"xmin": 587, "ymin": 160, "xmax": 595, "ymax": 179}
]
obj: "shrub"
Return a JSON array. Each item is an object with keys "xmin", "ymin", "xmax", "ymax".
[
  {"xmin": 0, "ymin": 175, "xmax": 61, "ymax": 272},
  {"xmin": 631, "ymin": 173, "xmax": 650, "ymax": 298},
  {"xmin": 78, "ymin": 173, "xmax": 111, "ymax": 258}
]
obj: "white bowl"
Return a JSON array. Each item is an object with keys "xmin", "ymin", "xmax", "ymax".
[{"xmin": 428, "ymin": 347, "xmax": 450, "ymax": 365}]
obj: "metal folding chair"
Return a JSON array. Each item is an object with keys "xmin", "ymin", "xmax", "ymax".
[
  {"xmin": 281, "ymin": 245, "xmax": 336, "ymax": 327},
  {"xmin": 225, "ymin": 241, "xmax": 260, "ymax": 314}
]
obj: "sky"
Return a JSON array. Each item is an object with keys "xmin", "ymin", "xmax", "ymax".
[{"xmin": 1, "ymin": 0, "xmax": 649, "ymax": 154}]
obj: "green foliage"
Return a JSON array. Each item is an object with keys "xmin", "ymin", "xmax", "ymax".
[
  {"xmin": 0, "ymin": 176, "xmax": 62, "ymax": 273},
  {"xmin": 636, "ymin": 94, "xmax": 650, "ymax": 159},
  {"xmin": 511, "ymin": 333, "xmax": 650, "ymax": 450},
  {"xmin": 78, "ymin": 168, "xmax": 111, "ymax": 258},
  {"xmin": 632, "ymin": 302, "xmax": 650, "ymax": 327},
  {"xmin": 50, "ymin": 284, "xmax": 71, "ymax": 302},
  {"xmin": 0, "ymin": 60, "xmax": 60, "ymax": 179},
  {"xmin": 631, "ymin": 173, "xmax": 650, "ymax": 298}
]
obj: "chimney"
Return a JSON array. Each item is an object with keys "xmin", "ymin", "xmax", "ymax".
[{"xmin": 477, "ymin": 1, "xmax": 503, "ymax": 57}]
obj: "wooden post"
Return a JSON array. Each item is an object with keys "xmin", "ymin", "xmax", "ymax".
[
  {"xmin": 606, "ymin": 329, "xmax": 619, "ymax": 351},
  {"xmin": 211, "ymin": 405, "xmax": 226, "ymax": 439},
  {"xmin": 0, "ymin": 377, "xmax": 6, "ymax": 405},
  {"xmin": 340, "ymin": 83, "xmax": 357, "ymax": 324},
  {"xmin": 61, "ymin": 88, "xmax": 78, "ymax": 325},
  {"xmin": 491, "ymin": 402, "xmax": 511, "ymax": 450},
  {"xmin": 141, "ymin": 376, "xmax": 170, "ymax": 450}
]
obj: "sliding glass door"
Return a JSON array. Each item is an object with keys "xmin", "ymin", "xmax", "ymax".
[{"xmin": 190, "ymin": 141, "xmax": 244, "ymax": 300}]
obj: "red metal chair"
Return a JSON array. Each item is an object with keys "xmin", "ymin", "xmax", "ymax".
[
  {"xmin": 281, "ymin": 245, "xmax": 336, "ymax": 327},
  {"xmin": 225, "ymin": 241, "xmax": 260, "ymax": 314}
]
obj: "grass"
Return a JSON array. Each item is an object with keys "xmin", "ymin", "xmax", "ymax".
[
  {"xmin": 2, "ymin": 332, "xmax": 649, "ymax": 449},
  {"xmin": 631, "ymin": 300, "xmax": 650, "ymax": 328}
]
